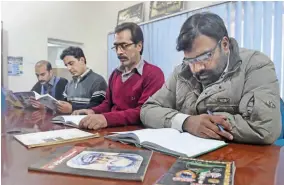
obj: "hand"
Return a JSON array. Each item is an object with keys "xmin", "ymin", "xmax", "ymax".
[
  {"xmin": 182, "ymin": 114, "xmax": 233, "ymax": 140},
  {"xmin": 72, "ymin": 109, "xmax": 94, "ymax": 115},
  {"xmin": 56, "ymin": 101, "xmax": 72, "ymax": 114},
  {"xmin": 29, "ymin": 97, "xmax": 45, "ymax": 109},
  {"xmin": 79, "ymin": 114, "xmax": 107, "ymax": 130},
  {"xmin": 30, "ymin": 109, "xmax": 46, "ymax": 124}
]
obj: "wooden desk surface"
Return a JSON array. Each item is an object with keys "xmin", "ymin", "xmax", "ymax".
[{"xmin": 1, "ymin": 109, "xmax": 283, "ymax": 185}]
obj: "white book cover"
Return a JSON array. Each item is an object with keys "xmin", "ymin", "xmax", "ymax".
[{"xmin": 14, "ymin": 128, "xmax": 99, "ymax": 148}]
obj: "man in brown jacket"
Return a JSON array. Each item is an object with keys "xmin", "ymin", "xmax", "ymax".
[{"xmin": 141, "ymin": 12, "xmax": 281, "ymax": 144}]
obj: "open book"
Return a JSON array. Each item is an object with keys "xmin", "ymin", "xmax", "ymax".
[
  {"xmin": 51, "ymin": 115, "xmax": 87, "ymax": 128},
  {"xmin": 105, "ymin": 128, "xmax": 227, "ymax": 158},
  {"xmin": 14, "ymin": 128, "xmax": 99, "ymax": 148},
  {"xmin": 11, "ymin": 91, "xmax": 58, "ymax": 110}
]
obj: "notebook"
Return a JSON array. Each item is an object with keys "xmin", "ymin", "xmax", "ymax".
[
  {"xmin": 155, "ymin": 157, "xmax": 235, "ymax": 185},
  {"xmin": 14, "ymin": 128, "xmax": 99, "ymax": 148},
  {"xmin": 51, "ymin": 115, "xmax": 87, "ymax": 128},
  {"xmin": 28, "ymin": 146, "xmax": 153, "ymax": 181},
  {"xmin": 105, "ymin": 128, "xmax": 227, "ymax": 157}
]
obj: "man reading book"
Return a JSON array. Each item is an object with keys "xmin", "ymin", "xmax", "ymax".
[
  {"xmin": 141, "ymin": 13, "xmax": 281, "ymax": 145},
  {"xmin": 56, "ymin": 47, "xmax": 107, "ymax": 114},
  {"xmin": 30, "ymin": 60, "xmax": 68, "ymax": 109},
  {"xmin": 72, "ymin": 22, "xmax": 164, "ymax": 130}
]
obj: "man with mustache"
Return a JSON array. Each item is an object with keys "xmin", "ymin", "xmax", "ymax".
[
  {"xmin": 30, "ymin": 60, "xmax": 68, "ymax": 109},
  {"xmin": 57, "ymin": 47, "xmax": 107, "ymax": 114},
  {"xmin": 141, "ymin": 12, "xmax": 281, "ymax": 144},
  {"xmin": 72, "ymin": 22, "xmax": 164, "ymax": 130}
]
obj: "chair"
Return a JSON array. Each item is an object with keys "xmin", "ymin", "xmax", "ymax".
[{"xmin": 274, "ymin": 98, "xmax": 284, "ymax": 146}]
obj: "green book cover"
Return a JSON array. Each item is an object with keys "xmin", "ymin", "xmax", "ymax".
[{"xmin": 155, "ymin": 157, "xmax": 235, "ymax": 185}]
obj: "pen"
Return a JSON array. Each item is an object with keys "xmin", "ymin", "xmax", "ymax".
[{"xmin": 207, "ymin": 110, "xmax": 224, "ymax": 132}]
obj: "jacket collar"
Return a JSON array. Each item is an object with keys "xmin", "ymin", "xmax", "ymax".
[{"xmin": 178, "ymin": 37, "xmax": 242, "ymax": 82}]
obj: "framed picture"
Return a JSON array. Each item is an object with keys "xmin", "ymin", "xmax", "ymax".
[
  {"xmin": 117, "ymin": 3, "xmax": 144, "ymax": 25},
  {"xmin": 149, "ymin": 1, "xmax": 184, "ymax": 20}
]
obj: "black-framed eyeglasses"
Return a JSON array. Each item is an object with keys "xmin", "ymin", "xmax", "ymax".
[
  {"xmin": 183, "ymin": 40, "xmax": 221, "ymax": 65},
  {"xmin": 111, "ymin": 43, "xmax": 135, "ymax": 51}
]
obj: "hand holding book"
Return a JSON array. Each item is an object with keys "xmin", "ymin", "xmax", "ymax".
[
  {"xmin": 56, "ymin": 101, "xmax": 73, "ymax": 114},
  {"xmin": 29, "ymin": 96, "xmax": 45, "ymax": 109},
  {"xmin": 183, "ymin": 114, "xmax": 233, "ymax": 141}
]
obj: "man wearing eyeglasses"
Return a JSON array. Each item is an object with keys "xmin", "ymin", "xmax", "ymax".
[
  {"xmin": 72, "ymin": 22, "xmax": 164, "ymax": 130},
  {"xmin": 141, "ymin": 12, "xmax": 281, "ymax": 145}
]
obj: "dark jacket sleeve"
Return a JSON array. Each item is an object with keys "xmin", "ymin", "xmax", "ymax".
[
  {"xmin": 31, "ymin": 82, "xmax": 41, "ymax": 94},
  {"xmin": 55, "ymin": 78, "xmax": 68, "ymax": 101}
]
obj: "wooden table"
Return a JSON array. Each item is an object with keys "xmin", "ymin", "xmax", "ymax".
[{"xmin": 1, "ymin": 108, "xmax": 283, "ymax": 185}]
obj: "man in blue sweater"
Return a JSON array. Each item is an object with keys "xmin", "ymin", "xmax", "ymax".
[{"xmin": 56, "ymin": 47, "xmax": 107, "ymax": 114}]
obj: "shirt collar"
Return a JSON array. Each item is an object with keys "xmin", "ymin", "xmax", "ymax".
[
  {"xmin": 117, "ymin": 58, "xmax": 144, "ymax": 75},
  {"xmin": 80, "ymin": 68, "xmax": 91, "ymax": 78},
  {"xmin": 73, "ymin": 68, "xmax": 91, "ymax": 80},
  {"xmin": 48, "ymin": 75, "xmax": 56, "ymax": 86}
]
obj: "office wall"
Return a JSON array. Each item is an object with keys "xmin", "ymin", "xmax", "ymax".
[{"xmin": 2, "ymin": 1, "xmax": 215, "ymax": 91}]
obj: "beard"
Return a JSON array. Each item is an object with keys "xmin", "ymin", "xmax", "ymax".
[
  {"xmin": 39, "ymin": 81, "xmax": 47, "ymax": 84},
  {"xmin": 194, "ymin": 52, "xmax": 229, "ymax": 87}
]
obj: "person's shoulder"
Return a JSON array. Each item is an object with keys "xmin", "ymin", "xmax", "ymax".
[
  {"xmin": 58, "ymin": 77, "xmax": 68, "ymax": 83},
  {"xmin": 143, "ymin": 61, "xmax": 163, "ymax": 74},
  {"xmin": 89, "ymin": 70, "xmax": 107, "ymax": 83},
  {"xmin": 239, "ymin": 48, "xmax": 273, "ymax": 69}
]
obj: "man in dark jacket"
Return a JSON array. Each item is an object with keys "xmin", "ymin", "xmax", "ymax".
[{"xmin": 30, "ymin": 60, "xmax": 68, "ymax": 109}]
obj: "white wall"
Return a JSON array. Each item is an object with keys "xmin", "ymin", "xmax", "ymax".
[{"xmin": 2, "ymin": 1, "xmax": 217, "ymax": 92}]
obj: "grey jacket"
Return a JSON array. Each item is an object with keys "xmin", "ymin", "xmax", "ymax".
[{"xmin": 141, "ymin": 38, "xmax": 281, "ymax": 144}]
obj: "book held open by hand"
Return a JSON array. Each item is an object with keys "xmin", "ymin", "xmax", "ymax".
[
  {"xmin": 28, "ymin": 146, "xmax": 153, "ymax": 181},
  {"xmin": 10, "ymin": 91, "xmax": 58, "ymax": 110},
  {"xmin": 51, "ymin": 115, "xmax": 87, "ymax": 128},
  {"xmin": 105, "ymin": 128, "xmax": 227, "ymax": 158},
  {"xmin": 14, "ymin": 128, "xmax": 99, "ymax": 148}
]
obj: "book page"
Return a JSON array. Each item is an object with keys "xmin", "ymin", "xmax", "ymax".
[
  {"xmin": 61, "ymin": 115, "xmax": 87, "ymax": 126},
  {"xmin": 110, "ymin": 128, "xmax": 226, "ymax": 157},
  {"xmin": 40, "ymin": 93, "xmax": 58, "ymax": 102},
  {"xmin": 33, "ymin": 91, "xmax": 41, "ymax": 99},
  {"xmin": 14, "ymin": 128, "xmax": 94, "ymax": 146},
  {"xmin": 111, "ymin": 128, "xmax": 180, "ymax": 144},
  {"xmin": 37, "ymin": 94, "xmax": 58, "ymax": 110}
]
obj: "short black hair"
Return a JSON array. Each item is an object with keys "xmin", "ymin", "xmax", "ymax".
[
  {"xmin": 176, "ymin": 12, "xmax": 229, "ymax": 52},
  {"xmin": 36, "ymin": 60, "xmax": 52, "ymax": 71},
  {"xmin": 115, "ymin": 22, "xmax": 144, "ymax": 55},
  {"xmin": 60, "ymin": 46, "xmax": 86, "ymax": 64}
]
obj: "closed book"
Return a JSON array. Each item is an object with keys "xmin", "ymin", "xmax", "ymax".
[
  {"xmin": 155, "ymin": 157, "xmax": 235, "ymax": 185},
  {"xmin": 14, "ymin": 128, "xmax": 99, "ymax": 148},
  {"xmin": 28, "ymin": 146, "xmax": 153, "ymax": 181},
  {"xmin": 105, "ymin": 128, "xmax": 227, "ymax": 158}
]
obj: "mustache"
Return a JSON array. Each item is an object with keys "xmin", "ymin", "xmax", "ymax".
[
  {"xmin": 195, "ymin": 69, "xmax": 211, "ymax": 76},
  {"xmin": 117, "ymin": 55, "xmax": 128, "ymax": 60}
]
